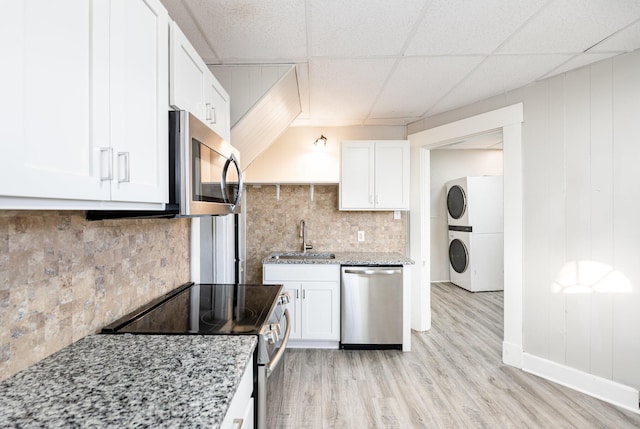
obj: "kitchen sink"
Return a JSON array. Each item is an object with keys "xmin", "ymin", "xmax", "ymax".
[{"xmin": 269, "ymin": 252, "xmax": 336, "ymax": 260}]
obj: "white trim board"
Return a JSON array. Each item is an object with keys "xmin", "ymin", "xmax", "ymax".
[
  {"xmin": 523, "ymin": 353, "xmax": 640, "ymax": 414},
  {"xmin": 408, "ymin": 103, "xmax": 524, "ymax": 365}
]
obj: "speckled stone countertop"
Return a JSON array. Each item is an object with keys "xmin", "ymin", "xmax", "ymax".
[
  {"xmin": 0, "ymin": 334, "xmax": 256, "ymax": 428},
  {"xmin": 263, "ymin": 251, "xmax": 414, "ymax": 265}
]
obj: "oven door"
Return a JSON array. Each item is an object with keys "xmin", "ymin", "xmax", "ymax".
[{"xmin": 257, "ymin": 308, "xmax": 290, "ymax": 429}]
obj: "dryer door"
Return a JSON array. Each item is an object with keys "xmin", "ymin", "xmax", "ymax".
[
  {"xmin": 447, "ymin": 185, "xmax": 467, "ymax": 221},
  {"xmin": 449, "ymin": 238, "xmax": 469, "ymax": 273}
]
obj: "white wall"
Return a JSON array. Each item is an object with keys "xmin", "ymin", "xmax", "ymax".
[
  {"xmin": 430, "ymin": 150, "xmax": 503, "ymax": 281},
  {"xmin": 244, "ymin": 125, "xmax": 405, "ymax": 183},
  {"xmin": 409, "ymin": 49, "xmax": 640, "ymax": 392}
]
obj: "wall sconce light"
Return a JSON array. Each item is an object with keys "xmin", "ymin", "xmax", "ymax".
[{"xmin": 313, "ymin": 134, "xmax": 327, "ymax": 147}]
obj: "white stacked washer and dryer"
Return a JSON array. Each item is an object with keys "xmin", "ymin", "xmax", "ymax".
[{"xmin": 446, "ymin": 176, "xmax": 504, "ymax": 292}]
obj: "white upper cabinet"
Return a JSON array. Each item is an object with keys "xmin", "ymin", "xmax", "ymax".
[
  {"xmin": 204, "ymin": 72, "xmax": 231, "ymax": 140},
  {"xmin": 0, "ymin": 1, "xmax": 108, "ymax": 203},
  {"xmin": 108, "ymin": 0, "xmax": 169, "ymax": 204},
  {"xmin": 340, "ymin": 140, "xmax": 410, "ymax": 210},
  {"xmin": 169, "ymin": 21, "xmax": 230, "ymax": 141},
  {"xmin": 0, "ymin": 0, "xmax": 169, "ymax": 209}
]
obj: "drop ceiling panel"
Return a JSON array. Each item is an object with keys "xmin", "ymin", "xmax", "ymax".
[
  {"xmin": 185, "ymin": 0, "xmax": 307, "ymax": 62},
  {"xmin": 309, "ymin": 0, "xmax": 425, "ymax": 57},
  {"xmin": 430, "ymin": 54, "xmax": 572, "ymax": 115},
  {"xmin": 309, "ymin": 58, "xmax": 395, "ymax": 122},
  {"xmin": 498, "ymin": 0, "xmax": 640, "ymax": 54},
  {"xmin": 590, "ymin": 19, "xmax": 640, "ymax": 53},
  {"xmin": 405, "ymin": 0, "xmax": 548, "ymax": 55},
  {"xmin": 370, "ymin": 56, "xmax": 484, "ymax": 119}
]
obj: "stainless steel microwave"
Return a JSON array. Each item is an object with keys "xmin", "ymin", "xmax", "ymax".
[
  {"xmin": 86, "ymin": 111, "xmax": 243, "ymax": 220},
  {"xmin": 174, "ymin": 110, "xmax": 243, "ymax": 216}
]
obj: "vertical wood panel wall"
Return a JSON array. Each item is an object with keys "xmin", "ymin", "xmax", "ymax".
[
  {"xmin": 409, "ymin": 49, "xmax": 640, "ymax": 391},
  {"xmin": 523, "ymin": 51, "xmax": 640, "ymax": 390}
]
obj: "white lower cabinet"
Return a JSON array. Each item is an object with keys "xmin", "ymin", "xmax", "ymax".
[
  {"xmin": 263, "ymin": 264, "xmax": 340, "ymax": 345},
  {"xmin": 220, "ymin": 361, "xmax": 254, "ymax": 429}
]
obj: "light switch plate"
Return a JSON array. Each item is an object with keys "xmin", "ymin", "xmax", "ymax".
[
  {"xmin": 357, "ymin": 231, "xmax": 365, "ymax": 242},
  {"xmin": 394, "ymin": 210, "xmax": 401, "ymax": 220}
]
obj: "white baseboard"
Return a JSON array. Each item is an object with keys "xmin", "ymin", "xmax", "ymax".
[
  {"xmin": 502, "ymin": 341, "xmax": 523, "ymax": 368},
  {"xmin": 522, "ymin": 353, "xmax": 640, "ymax": 414},
  {"xmin": 287, "ymin": 340, "xmax": 339, "ymax": 349}
]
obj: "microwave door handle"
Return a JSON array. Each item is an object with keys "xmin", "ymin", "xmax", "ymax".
[
  {"xmin": 221, "ymin": 154, "xmax": 243, "ymax": 211},
  {"xmin": 266, "ymin": 308, "xmax": 291, "ymax": 376}
]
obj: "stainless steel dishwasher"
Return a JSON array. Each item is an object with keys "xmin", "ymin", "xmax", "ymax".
[{"xmin": 340, "ymin": 266, "xmax": 403, "ymax": 349}]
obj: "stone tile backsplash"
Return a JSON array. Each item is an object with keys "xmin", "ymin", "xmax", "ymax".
[
  {"xmin": 245, "ymin": 185, "xmax": 407, "ymax": 284},
  {"xmin": 0, "ymin": 211, "xmax": 190, "ymax": 381}
]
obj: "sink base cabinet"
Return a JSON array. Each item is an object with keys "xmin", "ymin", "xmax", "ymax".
[{"xmin": 263, "ymin": 264, "xmax": 340, "ymax": 348}]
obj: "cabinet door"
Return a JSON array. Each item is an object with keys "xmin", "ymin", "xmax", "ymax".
[
  {"xmin": 301, "ymin": 282, "xmax": 340, "ymax": 340},
  {"xmin": 340, "ymin": 141, "xmax": 375, "ymax": 209},
  {"xmin": 109, "ymin": 0, "xmax": 168, "ymax": 203},
  {"xmin": 204, "ymin": 73, "xmax": 231, "ymax": 142},
  {"xmin": 0, "ymin": 0, "xmax": 109, "ymax": 201},
  {"xmin": 282, "ymin": 283, "xmax": 302, "ymax": 340},
  {"xmin": 374, "ymin": 141, "xmax": 410, "ymax": 210},
  {"xmin": 169, "ymin": 21, "xmax": 206, "ymax": 120}
]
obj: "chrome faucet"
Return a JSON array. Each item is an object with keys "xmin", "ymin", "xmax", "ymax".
[{"xmin": 299, "ymin": 219, "xmax": 313, "ymax": 253}]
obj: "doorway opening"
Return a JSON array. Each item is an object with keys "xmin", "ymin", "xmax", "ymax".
[{"xmin": 408, "ymin": 103, "xmax": 524, "ymax": 368}]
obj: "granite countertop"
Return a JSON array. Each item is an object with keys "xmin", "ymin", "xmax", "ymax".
[
  {"xmin": 0, "ymin": 334, "xmax": 256, "ymax": 428},
  {"xmin": 263, "ymin": 251, "xmax": 414, "ymax": 265}
]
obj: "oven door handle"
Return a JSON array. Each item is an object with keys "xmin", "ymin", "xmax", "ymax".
[{"xmin": 266, "ymin": 308, "xmax": 291, "ymax": 376}]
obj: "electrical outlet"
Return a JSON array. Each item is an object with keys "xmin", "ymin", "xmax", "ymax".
[
  {"xmin": 393, "ymin": 210, "xmax": 401, "ymax": 220},
  {"xmin": 357, "ymin": 231, "xmax": 365, "ymax": 242}
]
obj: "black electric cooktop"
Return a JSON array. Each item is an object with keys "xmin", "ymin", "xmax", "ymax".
[{"xmin": 102, "ymin": 282, "xmax": 283, "ymax": 335}]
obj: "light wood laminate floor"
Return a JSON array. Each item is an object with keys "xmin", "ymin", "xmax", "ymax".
[{"xmin": 273, "ymin": 282, "xmax": 640, "ymax": 428}]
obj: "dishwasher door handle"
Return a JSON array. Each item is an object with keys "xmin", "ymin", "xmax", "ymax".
[{"xmin": 344, "ymin": 268, "xmax": 402, "ymax": 275}]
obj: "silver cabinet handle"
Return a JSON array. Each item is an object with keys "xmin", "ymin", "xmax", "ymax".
[
  {"xmin": 232, "ymin": 418, "xmax": 244, "ymax": 429},
  {"xmin": 211, "ymin": 106, "xmax": 217, "ymax": 124},
  {"xmin": 205, "ymin": 102, "xmax": 212, "ymax": 122},
  {"xmin": 117, "ymin": 152, "xmax": 130, "ymax": 183},
  {"xmin": 100, "ymin": 148, "xmax": 113, "ymax": 181}
]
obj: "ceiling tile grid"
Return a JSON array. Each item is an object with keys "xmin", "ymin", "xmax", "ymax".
[
  {"xmin": 186, "ymin": 0, "xmax": 308, "ymax": 62},
  {"xmin": 309, "ymin": 0, "xmax": 426, "ymax": 57},
  {"xmin": 308, "ymin": 58, "xmax": 396, "ymax": 121},
  {"xmin": 430, "ymin": 53, "xmax": 573, "ymax": 115},
  {"xmin": 405, "ymin": 0, "xmax": 549, "ymax": 55},
  {"xmin": 369, "ymin": 56, "xmax": 486, "ymax": 118},
  {"xmin": 160, "ymin": 0, "xmax": 640, "ymax": 126},
  {"xmin": 498, "ymin": 0, "xmax": 640, "ymax": 54}
]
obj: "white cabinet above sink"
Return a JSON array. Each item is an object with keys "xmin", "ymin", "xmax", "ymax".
[{"xmin": 339, "ymin": 140, "xmax": 410, "ymax": 211}]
